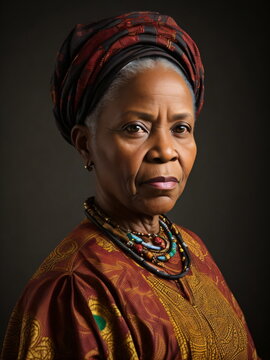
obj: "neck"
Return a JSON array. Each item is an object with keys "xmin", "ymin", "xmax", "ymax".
[
  {"xmin": 94, "ymin": 196, "xmax": 160, "ymax": 234},
  {"xmin": 116, "ymin": 216, "xmax": 160, "ymax": 234}
]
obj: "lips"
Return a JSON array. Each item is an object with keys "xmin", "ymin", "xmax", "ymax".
[
  {"xmin": 144, "ymin": 176, "xmax": 178, "ymax": 184},
  {"xmin": 143, "ymin": 176, "xmax": 179, "ymax": 190}
]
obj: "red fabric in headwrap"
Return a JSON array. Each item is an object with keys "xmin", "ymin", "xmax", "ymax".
[{"xmin": 51, "ymin": 11, "xmax": 205, "ymax": 144}]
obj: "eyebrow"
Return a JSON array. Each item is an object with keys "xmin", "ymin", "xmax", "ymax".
[
  {"xmin": 122, "ymin": 111, "xmax": 154, "ymax": 120},
  {"xmin": 122, "ymin": 110, "xmax": 192, "ymax": 121}
]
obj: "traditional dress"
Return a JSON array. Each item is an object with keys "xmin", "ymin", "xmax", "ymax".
[{"xmin": 1, "ymin": 218, "xmax": 259, "ymax": 359}]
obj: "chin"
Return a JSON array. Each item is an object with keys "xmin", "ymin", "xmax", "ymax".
[{"xmin": 139, "ymin": 196, "xmax": 177, "ymax": 216}]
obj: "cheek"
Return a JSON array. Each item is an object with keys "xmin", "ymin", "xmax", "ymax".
[
  {"xmin": 123, "ymin": 150, "xmax": 146, "ymax": 194},
  {"xmin": 95, "ymin": 141, "xmax": 144, "ymax": 186},
  {"xmin": 181, "ymin": 142, "xmax": 197, "ymax": 177}
]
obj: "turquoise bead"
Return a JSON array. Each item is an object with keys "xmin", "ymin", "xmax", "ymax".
[
  {"xmin": 157, "ymin": 255, "xmax": 166, "ymax": 261},
  {"xmin": 128, "ymin": 233, "xmax": 142, "ymax": 243},
  {"xmin": 132, "ymin": 234, "xmax": 143, "ymax": 242},
  {"xmin": 141, "ymin": 241, "xmax": 161, "ymax": 251},
  {"xmin": 127, "ymin": 233, "xmax": 133, "ymax": 240}
]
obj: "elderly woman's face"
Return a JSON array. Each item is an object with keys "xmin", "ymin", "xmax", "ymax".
[{"xmin": 91, "ymin": 65, "xmax": 196, "ymax": 216}]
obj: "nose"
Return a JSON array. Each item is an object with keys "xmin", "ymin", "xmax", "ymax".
[{"xmin": 145, "ymin": 129, "xmax": 178, "ymax": 163}]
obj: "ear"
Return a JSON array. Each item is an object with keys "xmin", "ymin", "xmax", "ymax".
[{"xmin": 71, "ymin": 125, "xmax": 92, "ymax": 163}]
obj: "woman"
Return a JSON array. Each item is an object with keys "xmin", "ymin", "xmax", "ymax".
[{"xmin": 1, "ymin": 11, "xmax": 259, "ymax": 360}]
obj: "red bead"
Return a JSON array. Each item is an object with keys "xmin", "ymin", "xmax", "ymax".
[
  {"xmin": 153, "ymin": 236, "xmax": 163, "ymax": 245},
  {"xmin": 134, "ymin": 244, "xmax": 143, "ymax": 253}
]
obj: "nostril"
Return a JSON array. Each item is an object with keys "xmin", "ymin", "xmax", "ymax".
[
  {"xmin": 150, "ymin": 155, "xmax": 178, "ymax": 163},
  {"xmin": 153, "ymin": 158, "xmax": 163, "ymax": 164}
]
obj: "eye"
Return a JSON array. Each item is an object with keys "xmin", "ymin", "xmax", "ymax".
[
  {"xmin": 172, "ymin": 123, "xmax": 191, "ymax": 134},
  {"xmin": 123, "ymin": 123, "xmax": 147, "ymax": 134}
]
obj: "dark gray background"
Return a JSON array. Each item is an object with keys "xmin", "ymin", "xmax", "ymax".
[{"xmin": 0, "ymin": 0, "xmax": 268, "ymax": 358}]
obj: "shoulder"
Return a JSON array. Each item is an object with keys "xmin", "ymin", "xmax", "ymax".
[
  {"xmin": 176, "ymin": 225, "xmax": 212, "ymax": 263},
  {"xmin": 175, "ymin": 224, "xmax": 240, "ymax": 308},
  {"xmin": 175, "ymin": 224, "xmax": 226, "ymax": 284},
  {"xmin": 18, "ymin": 218, "xmax": 126, "ymax": 303},
  {"xmin": 30, "ymin": 218, "xmax": 109, "ymax": 280},
  {"xmin": 12, "ymin": 219, "xmax": 118, "ymax": 319}
]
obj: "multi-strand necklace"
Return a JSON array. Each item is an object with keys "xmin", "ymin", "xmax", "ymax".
[{"xmin": 84, "ymin": 197, "xmax": 191, "ymax": 280}]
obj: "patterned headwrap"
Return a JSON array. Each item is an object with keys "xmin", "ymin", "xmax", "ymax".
[{"xmin": 51, "ymin": 11, "xmax": 204, "ymax": 144}]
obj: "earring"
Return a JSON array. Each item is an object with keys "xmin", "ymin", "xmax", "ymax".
[{"xmin": 84, "ymin": 161, "xmax": 94, "ymax": 172}]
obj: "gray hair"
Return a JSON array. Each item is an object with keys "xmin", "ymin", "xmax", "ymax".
[{"xmin": 85, "ymin": 57, "xmax": 195, "ymax": 131}]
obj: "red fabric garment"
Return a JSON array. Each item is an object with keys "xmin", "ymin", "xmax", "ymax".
[
  {"xmin": 51, "ymin": 11, "xmax": 204, "ymax": 144},
  {"xmin": 1, "ymin": 219, "xmax": 259, "ymax": 359}
]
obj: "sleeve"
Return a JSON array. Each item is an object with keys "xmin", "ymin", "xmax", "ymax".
[{"xmin": 1, "ymin": 270, "xmax": 139, "ymax": 360}]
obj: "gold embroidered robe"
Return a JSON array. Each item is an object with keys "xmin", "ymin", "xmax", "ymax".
[{"xmin": 1, "ymin": 219, "xmax": 260, "ymax": 359}]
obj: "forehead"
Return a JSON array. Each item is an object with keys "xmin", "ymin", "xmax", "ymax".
[
  {"xmin": 115, "ymin": 66, "xmax": 194, "ymax": 110},
  {"xmin": 96, "ymin": 66, "xmax": 195, "ymax": 128}
]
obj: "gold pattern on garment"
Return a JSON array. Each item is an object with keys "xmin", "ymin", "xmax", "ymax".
[
  {"xmin": 32, "ymin": 230, "xmax": 99, "ymax": 279},
  {"xmin": 146, "ymin": 268, "xmax": 248, "ymax": 360},
  {"xmin": 124, "ymin": 336, "xmax": 140, "ymax": 360},
  {"xmin": 179, "ymin": 228, "xmax": 208, "ymax": 262},
  {"xmin": 88, "ymin": 298, "xmax": 138, "ymax": 360},
  {"xmin": 2, "ymin": 310, "xmax": 54, "ymax": 360},
  {"xmin": 126, "ymin": 312, "xmax": 168, "ymax": 359},
  {"xmin": 95, "ymin": 234, "xmax": 118, "ymax": 253},
  {"xmin": 84, "ymin": 349, "xmax": 100, "ymax": 359}
]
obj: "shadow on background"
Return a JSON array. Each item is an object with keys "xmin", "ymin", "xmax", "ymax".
[{"xmin": 0, "ymin": 0, "xmax": 268, "ymax": 357}]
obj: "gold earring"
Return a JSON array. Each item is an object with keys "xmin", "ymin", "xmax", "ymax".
[{"xmin": 84, "ymin": 161, "xmax": 94, "ymax": 172}]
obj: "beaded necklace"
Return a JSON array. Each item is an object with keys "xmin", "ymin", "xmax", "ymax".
[
  {"xmin": 126, "ymin": 219, "xmax": 178, "ymax": 264},
  {"xmin": 128, "ymin": 227, "xmax": 168, "ymax": 249},
  {"xmin": 84, "ymin": 197, "xmax": 191, "ymax": 280}
]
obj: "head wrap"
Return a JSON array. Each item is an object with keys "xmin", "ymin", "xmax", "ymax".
[{"xmin": 51, "ymin": 11, "xmax": 204, "ymax": 144}]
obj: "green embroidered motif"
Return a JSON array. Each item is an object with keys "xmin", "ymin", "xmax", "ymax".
[{"xmin": 93, "ymin": 314, "xmax": 106, "ymax": 331}]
